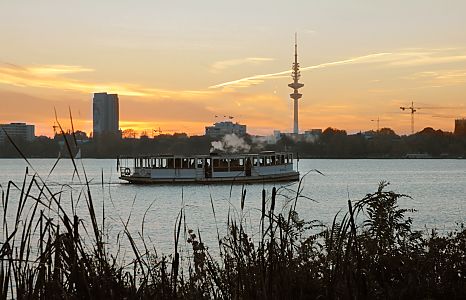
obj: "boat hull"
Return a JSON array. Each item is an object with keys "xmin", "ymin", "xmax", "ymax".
[{"xmin": 119, "ymin": 171, "xmax": 299, "ymax": 184}]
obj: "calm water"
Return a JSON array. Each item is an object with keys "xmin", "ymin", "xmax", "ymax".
[{"xmin": 0, "ymin": 158, "xmax": 465, "ymax": 255}]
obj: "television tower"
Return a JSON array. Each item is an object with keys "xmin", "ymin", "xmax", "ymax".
[{"xmin": 288, "ymin": 33, "xmax": 304, "ymax": 134}]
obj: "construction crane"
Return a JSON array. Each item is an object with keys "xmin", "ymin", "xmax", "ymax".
[
  {"xmin": 52, "ymin": 122, "xmax": 59, "ymax": 136},
  {"xmin": 399, "ymin": 102, "xmax": 463, "ymax": 134},
  {"xmin": 400, "ymin": 101, "xmax": 419, "ymax": 135},
  {"xmin": 215, "ymin": 115, "xmax": 234, "ymax": 119},
  {"xmin": 371, "ymin": 117, "xmax": 380, "ymax": 132},
  {"xmin": 153, "ymin": 127, "xmax": 162, "ymax": 137}
]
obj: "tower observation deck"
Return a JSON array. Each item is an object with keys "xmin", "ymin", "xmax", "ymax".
[{"xmin": 288, "ymin": 33, "xmax": 304, "ymax": 134}]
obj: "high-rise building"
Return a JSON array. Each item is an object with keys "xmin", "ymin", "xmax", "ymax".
[
  {"xmin": 288, "ymin": 33, "xmax": 304, "ymax": 134},
  {"xmin": 205, "ymin": 121, "xmax": 247, "ymax": 138},
  {"xmin": 0, "ymin": 122, "xmax": 35, "ymax": 144},
  {"xmin": 93, "ymin": 92, "xmax": 119, "ymax": 137},
  {"xmin": 454, "ymin": 118, "xmax": 466, "ymax": 135}
]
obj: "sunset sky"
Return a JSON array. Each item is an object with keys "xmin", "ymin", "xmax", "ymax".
[{"xmin": 1, "ymin": 0, "xmax": 466, "ymax": 137}]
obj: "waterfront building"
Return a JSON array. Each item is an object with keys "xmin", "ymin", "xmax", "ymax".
[
  {"xmin": 305, "ymin": 129, "xmax": 322, "ymax": 136},
  {"xmin": 205, "ymin": 121, "xmax": 247, "ymax": 138},
  {"xmin": 258, "ymin": 130, "xmax": 283, "ymax": 144},
  {"xmin": 0, "ymin": 122, "xmax": 35, "ymax": 144},
  {"xmin": 454, "ymin": 118, "xmax": 466, "ymax": 135},
  {"xmin": 257, "ymin": 128, "xmax": 323, "ymax": 145},
  {"xmin": 93, "ymin": 92, "xmax": 120, "ymax": 137}
]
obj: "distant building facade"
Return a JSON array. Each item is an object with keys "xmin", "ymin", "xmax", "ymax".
[
  {"xmin": 0, "ymin": 122, "xmax": 35, "ymax": 144},
  {"xmin": 259, "ymin": 128, "xmax": 323, "ymax": 145},
  {"xmin": 205, "ymin": 121, "xmax": 246, "ymax": 138},
  {"xmin": 304, "ymin": 129, "xmax": 322, "ymax": 136},
  {"xmin": 93, "ymin": 92, "xmax": 119, "ymax": 137},
  {"xmin": 454, "ymin": 118, "xmax": 466, "ymax": 135}
]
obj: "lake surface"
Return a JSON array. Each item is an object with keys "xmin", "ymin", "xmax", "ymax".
[{"xmin": 0, "ymin": 158, "xmax": 465, "ymax": 255}]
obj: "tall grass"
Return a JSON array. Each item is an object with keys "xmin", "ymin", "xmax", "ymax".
[{"xmin": 1, "ymin": 126, "xmax": 465, "ymax": 299}]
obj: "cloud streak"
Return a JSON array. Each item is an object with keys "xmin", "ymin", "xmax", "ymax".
[
  {"xmin": 405, "ymin": 69, "xmax": 466, "ymax": 87},
  {"xmin": 209, "ymin": 48, "xmax": 466, "ymax": 89},
  {"xmin": 210, "ymin": 57, "xmax": 274, "ymax": 73},
  {"xmin": 209, "ymin": 53, "xmax": 392, "ymax": 89},
  {"xmin": 26, "ymin": 65, "xmax": 94, "ymax": 76}
]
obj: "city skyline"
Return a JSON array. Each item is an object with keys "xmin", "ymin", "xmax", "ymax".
[{"xmin": 1, "ymin": 0, "xmax": 466, "ymax": 137}]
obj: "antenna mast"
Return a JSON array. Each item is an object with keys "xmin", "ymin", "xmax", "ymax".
[{"xmin": 288, "ymin": 32, "xmax": 304, "ymax": 134}]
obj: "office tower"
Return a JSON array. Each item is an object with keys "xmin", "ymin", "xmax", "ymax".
[{"xmin": 93, "ymin": 92, "xmax": 119, "ymax": 137}]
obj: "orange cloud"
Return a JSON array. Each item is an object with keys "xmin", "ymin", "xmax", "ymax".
[
  {"xmin": 2, "ymin": 46, "xmax": 466, "ymax": 137},
  {"xmin": 0, "ymin": 62, "xmax": 213, "ymax": 99}
]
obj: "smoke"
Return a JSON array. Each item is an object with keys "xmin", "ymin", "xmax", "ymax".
[
  {"xmin": 304, "ymin": 135, "xmax": 318, "ymax": 143},
  {"xmin": 251, "ymin": 136, "xmax": 268, "ymax": 150},
  {"xmin": 210, "ymin": 134, "xmax": 251, "ymax": 153}
]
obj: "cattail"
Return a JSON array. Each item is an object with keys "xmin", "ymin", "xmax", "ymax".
[
  {"xmin": 241, "ymin": 189, "xmax": 246, "ymax": 211},
  {"xmin": 271, "ymin": 187, "xmax": 277, "ymax": 213},
  {"xmin": 261, "ymin": 189, "xmax": 266, "ymax": 220}
]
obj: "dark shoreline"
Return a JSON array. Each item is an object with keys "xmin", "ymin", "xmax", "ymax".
[{"xmin": 1, "ymin": 156, "xmax": 465, "ymax": 159}]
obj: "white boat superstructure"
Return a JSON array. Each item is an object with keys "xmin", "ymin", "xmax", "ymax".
[{"xmin": 118, "ymin": 151, "xmax": 299, "ymax": 184}]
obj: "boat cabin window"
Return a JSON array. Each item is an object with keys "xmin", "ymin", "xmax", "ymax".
[
  {"xmin": 174, "ymin": 158, "xmax": 181, "ymax": 169},
  {"xmin": 153, "ymin": 158, "xmax": 173, "ymax": 168},
  {"xmin": 181, "ymin": 158, "xmax": 187, "ymax": 168},
  {"xmin": 213, "ymin": 158, "xmax": 229, "ymax": 172},
  {"xmin": 229, "ymin": 158, "xmax": 244, "ymax": 171},
  {"xmin": 253, "ymin": 157, "xmax": 259, "ymax": 166},
  {"xmin": 179, "ymin": 158, "xmax": 195, "ymax": 169},
  {"xmin": 259, "ymin": 157, "xmax": 265, "ymax": 166},
  {"xmin": 266, "ymin": 156, "xmax": 272, "ymax": 166},
  {"xmin": 197, "ymin": 158, "xmax": 203, "ymax": 168}
]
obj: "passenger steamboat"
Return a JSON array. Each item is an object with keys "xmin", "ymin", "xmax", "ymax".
[{"xmin": 118, "ymin": 151, "xmax": 299, "ymax": 184}]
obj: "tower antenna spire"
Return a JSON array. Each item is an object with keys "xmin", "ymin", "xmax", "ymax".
[{"xmin": 288, "ymin": 33, "xmax": 304, "ymax": 134}]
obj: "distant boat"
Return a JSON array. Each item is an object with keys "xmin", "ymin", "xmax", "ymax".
[
  {"xmin": 75, "ymin": 148, "xmax": 81, "ymax": 159},
  {"xmin": 405, "ymin": 153, "xmax": 432, "ymax": 159},
  {"xmin": 118, "ymin": 151, "xmax": 299, "ymax": 184}
]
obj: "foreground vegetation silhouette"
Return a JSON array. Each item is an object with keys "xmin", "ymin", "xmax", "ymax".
[{"xmin": 1, "ymin": 168, "xmax": 465, "ymax": 299}]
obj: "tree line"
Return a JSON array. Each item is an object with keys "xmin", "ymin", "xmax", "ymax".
[{"xmin": 1, "ymin": 127, "xmax": 465, "ymax": 158}]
